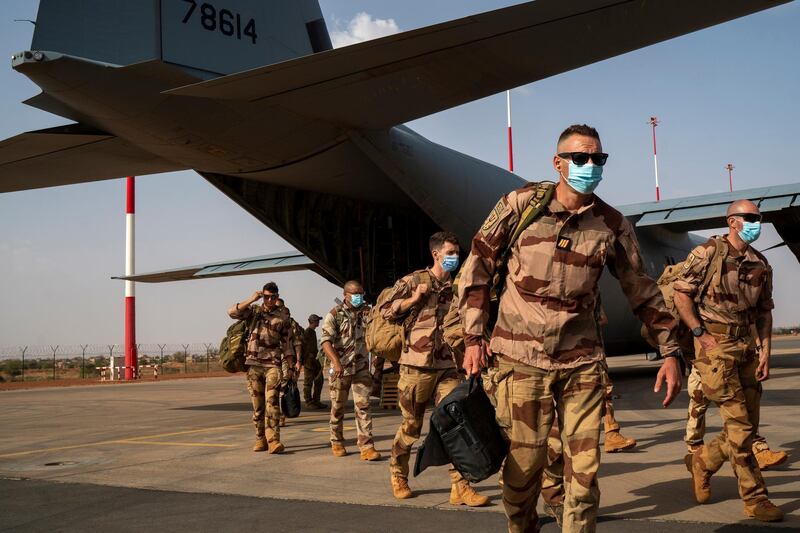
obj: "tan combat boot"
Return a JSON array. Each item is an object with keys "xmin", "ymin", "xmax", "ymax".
[
  {"xmin": 744, "ymin": 500, "xmax": 784, "ymax": 522},
  {"xmin": 684, "ymin": 452, "xmax": 712, "ymax": 504},
  {"xmin": 604, "ymin": 430, "xmax": 636, "ymax": 453},
  {"xmin": 449, "ymin": 480, "xmax": 490, "ymax": 507},
  {"xmin": 360, "ymin": 447, "xmax": 382, "ymax": 461},
  {"xmin": 753, "ymin": 442, "xmax": 788, "ymax": 471},
  {"xmin": 267, "ymin": 440, "xmax": 285, "ymax": 454},
  {"xmin": 331, "ymin": 442, "xmax": 347, "ymax": 457},
  {"xmin": 391, "ymin": 475, "xmax": 412, "ymax": 499},
  {"xmin": 252, "ymin": 437, "xmax": 267, "ymax": 452}
]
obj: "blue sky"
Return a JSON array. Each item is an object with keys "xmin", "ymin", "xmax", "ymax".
[{"xmin": 1, "ymin": 1, "xmax": 799, "ymax": 348}]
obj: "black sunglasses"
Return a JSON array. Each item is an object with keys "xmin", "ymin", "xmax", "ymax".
[
  {"xmin": 730, "ymin": 213, "xmax": 762, "ymax": 223},
  {"xmin": 558, "ymin": 152, "xmax": 609, "ymax": 166}
]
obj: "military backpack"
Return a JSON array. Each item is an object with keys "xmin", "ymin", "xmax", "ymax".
[
  {"xmin": 443, "ymin": 181, "xmax": 556, "ymax": 357},
  {"xmin": 641, "ymin": 237, "xmax": 728, "ymax": 355},
  {"xmin": 218, "ymin": 309, "xmax": 260, "ymax": 373},
  {"xmin": 365, "ymin": 270, "xmax": 433, "ymax": 362}
]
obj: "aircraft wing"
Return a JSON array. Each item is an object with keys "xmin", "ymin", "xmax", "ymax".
[
  {"xmin": 113, "ymin": 252, "xmax": 320, "ymax": 283},
  {"xmin": 619, "ymin": 182, "xmax": 800, "ymax": 261},
  {"xmin": 0, "ymin": 123, "xmax": 184, "ymax": 192},
  {"xmin": 165, "ymin": 0, "xmax": 789, "ymax": 129}
]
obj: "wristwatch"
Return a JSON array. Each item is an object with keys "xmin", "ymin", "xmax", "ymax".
[
  {"xmin": 663, "ymin": 348, "xmax": 683, "ymax": 360},
  {"xmin": 691, "ymin": 326, "xmax": 705, "ymax": 337}
]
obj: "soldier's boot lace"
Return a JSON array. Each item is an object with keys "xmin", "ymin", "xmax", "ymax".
[
  {"xmin": 604, "ymin": 430, "xmax": 637, "ymax": 453},
  {"xmin": 542, "ymin": 501, "xmax": 564, "ymax": 527},
  {"xmin": 331, "ymin": 442, "xmax": 348, "ymax": 457},
  {"xmin": 685, "ymin": 451, "xmax": 712, "ymax": 504},
  {"xmin": 252, "ymin": 437, "xmax": 267, "ymax": 452},
  {"xmin": 744, "ymin": 500, "xmax": 784, "ymax": 522},
  {"xmin": 449, "ymin": 480, "xmax": 490, "ymax": 507},
  {"xmin": 359, "ymin": 447, "xmax": 381, "ymax": 461},
  {"xmin": 753, "ymin": 441, "xmax": 788, "ymax": 471},
  {"xmin": 391, "ymin": 475, "xmax": 412, "ymax": 500},
  {"xmin": 687, "ymin": 443, "xmax": 703, "ymax": 455},
  {"xmin": 267, "ymin": 440, "xmax": 285, "ymax": 454}
]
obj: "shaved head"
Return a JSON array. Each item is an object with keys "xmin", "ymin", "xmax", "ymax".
[
  {"xmin": 727, "ymin": 199, "xmax": 759, "ymax": 217},
  {"xmin": 344, "ymin": 280, "xmax": 363, "ymax": 294}
]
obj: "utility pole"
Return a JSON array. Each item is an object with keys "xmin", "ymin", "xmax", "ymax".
[
  {"xmin": 648, "ymin": 117, "xmax": 660, "ymax": 201},
  {"xmin": 726, "ymin": 163, "xmax": 734, "ymax": 192}
]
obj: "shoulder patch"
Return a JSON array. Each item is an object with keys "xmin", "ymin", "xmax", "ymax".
[{"xmin": 481, "ymin": 198, "xmax": 507, "ymax": 235}]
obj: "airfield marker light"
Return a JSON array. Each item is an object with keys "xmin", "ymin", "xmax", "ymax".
[
  {"xmin": 124, "ymin": 177, "xmax": 137, "ymax": 380},
  {"xmin": 507, "ymin": 90, "xmax": 514, "ymax": 172},
  {"xmin": 726, "ymin": 163, "xmax": 734, "ymax": 192},
  {"xmin": 648, "ymin": 117, "xmax": 660, "ymax": 201}
]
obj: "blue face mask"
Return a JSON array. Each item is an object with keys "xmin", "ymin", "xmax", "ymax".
[
  {"xmin": 564, "ymin": 160, "xmax": 603, "ymax": 195},
  {"xmin": 349, "ymin": 293, "xmax": 364, "ymax": 307},
  {"xmin": 738, "ymin": 221, "xmax": 761, "ymax": 244},
  {"xmin": 441, "ymin": 254, "xmax": 460, "ymax": 273}
]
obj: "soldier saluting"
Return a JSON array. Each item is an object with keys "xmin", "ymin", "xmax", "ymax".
[
  {"xmin": 673, "ymin": 199, "xmax": 783, "ymax": 522},
  {"xmin": 458, "ymin": 124, "xmax": 682, "ymax": 533}
]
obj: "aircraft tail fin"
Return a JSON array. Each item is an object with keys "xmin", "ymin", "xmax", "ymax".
[{"xmin": 31, "ymin": 0, "xmax": 332, "ymax": 77}]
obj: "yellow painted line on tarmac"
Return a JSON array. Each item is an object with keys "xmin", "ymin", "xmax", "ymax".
[
  {"xmin": 311, "ymin": 426, "xmax": 355, "ymax": 433},
  {"xmin": 0, "ymin": 423, "xmax": 250, "ymax": 459},
  {"xmin": 115, "ymin": 440, "xmax": 236, "ymax": 448}
]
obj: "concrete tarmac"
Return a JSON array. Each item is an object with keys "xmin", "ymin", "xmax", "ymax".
[{"xmin": 1, "ymin": 342, "xmax": 799, "ymax": 532}]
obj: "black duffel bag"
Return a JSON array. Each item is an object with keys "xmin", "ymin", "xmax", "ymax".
[
  {"xmin": 414, "ymin": 374, "xmax": 508, "ymax": 483},
  {"xmin": 281, "ymin": 380, "xmax": 302, "ymax": 418}
]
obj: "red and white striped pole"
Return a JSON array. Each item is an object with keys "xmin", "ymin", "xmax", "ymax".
[
  {"xmin": 649, "ymin": 116, "xmax": 660, "ymax": 201},
  {"xmin": 506, "ymin": 90, "xmax": 514, "ymax": 172},
  {"xmin": 124, "ymin": 176, "xmax": 137, "ymax": 380}
]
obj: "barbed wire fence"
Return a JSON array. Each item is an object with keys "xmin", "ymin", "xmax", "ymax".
[{"xmin": 0, "ymin": 343, "xmax": 222, "ymax": 383}]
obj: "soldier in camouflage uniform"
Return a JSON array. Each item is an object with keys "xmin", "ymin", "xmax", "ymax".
[
  {"xmin": 458, "ymin": 125, "xmax": 682, "ymax": 533},
  {"xmin": 228, "ymin": 282, "xmax": 298, "ymax": 454},
  {"xmin": 673, "ymin": 199, "xmax": 783, "ymax": 522},
  {"xmin": 276, "ymin": 298, "xmax": 304, "ymax": 427},
  {"xmin": 303, "ymin": 314, "xmax": 326, "ymax": 409},
  {"xmin": 321, "ymin": 280, "xmax": 381, "ymax": 461},
  {"xmin": 383, "ymin": 231, "xmax": 489, "ymax": 507}
]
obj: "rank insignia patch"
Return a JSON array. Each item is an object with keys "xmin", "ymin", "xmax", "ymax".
[{"xmin": 556, "ymin": 237, "xmax": 572, "ymax": 250}]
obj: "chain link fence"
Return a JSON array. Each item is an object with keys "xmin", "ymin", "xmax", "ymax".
[{"xmin": 0, "ymin": 343, "xmax": 222, "ymax": 383}]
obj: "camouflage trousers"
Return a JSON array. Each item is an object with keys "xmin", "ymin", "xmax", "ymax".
[
  {"xmin": 541, "ymin": 363, "xmax": 618, "ymax": 508},
  {"xmin": 303, "ymin": 358, "xmax": 323, "ymax": 404},
  {"xmin": 246, "ymin": 365, "xmax": 282, "ymax": 443},
  {"xmin": 691, "ymin": 335, "xmax": 767, "ymax": 504},
  {"xmin": 389, "ymin": 365, "xmax": 464, "ymax": 484},
  {"xmin": 330, "ymin": 367, "xmax": 374, "ymax": 449},
  {"xmin": 685, "ymin": 364, "xmax": 766, "ymax": 450},
  {"xmin": 495, "ymin": 358, "xmax": 604, "ymax": 533}
]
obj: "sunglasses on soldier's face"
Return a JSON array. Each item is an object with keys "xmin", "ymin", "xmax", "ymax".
[
  {"xmin": 557, "ymin": 152, "xmax": 609, "ymax": 166},
  {"xmin": 262, "ymin": 294, "xmax": 279, "ymax": 300},
  {"xmin": 730, "ymin": 213, "xmax": 762, "ymax": 223}
]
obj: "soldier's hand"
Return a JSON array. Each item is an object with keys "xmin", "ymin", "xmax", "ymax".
[
  {"xmin": 332, "ymin": 360, "xmax": 344, "ymax": 380},
  {"xmin": 698, "ymin": 333, "xmax": 718, "ymax": 351},
  {"xmin": 463, "ymin": 341, "xmax": 488, "ymax": 375},
  {"xmin": 756, "ymin": 355, "xmax": 770, "ymax": 381},
  {"xmin": 251, "ymin": 291, "xmax": 263, "ymax": 302},
  {"xmin": 654, "ymin": 356, "xmax": 681, "ymax": 408},
  {"xmin": 414, "ymin": 283, "xmax": 429, "ymax": 299}
]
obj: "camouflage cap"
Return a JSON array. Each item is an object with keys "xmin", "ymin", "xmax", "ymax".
[{"xmin": 308, "ymin": 314, "xmax": 322, "ymax": 322}]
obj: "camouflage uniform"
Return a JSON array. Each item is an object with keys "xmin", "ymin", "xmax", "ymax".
[
  {"xmin": 459, "ymin": 184, "xmax": 679, "ymax": 533},
  {"xmin": 674, "ymin": 236, "xmax": 773, "ymax": 505},
  {"xmin": 321, "ymin": 303, "xmax": 375, "ymax": 449},
  {"xmin": 229, "ymin": 304, "xmax": 295, "ymax": 445},
  {"xmin": 302, "ymin": 326, "xmax": 324, "ymax": 404},
  {"xmin": 382, "ymin": 269, "xmax": 464, "ymax": 484}
]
